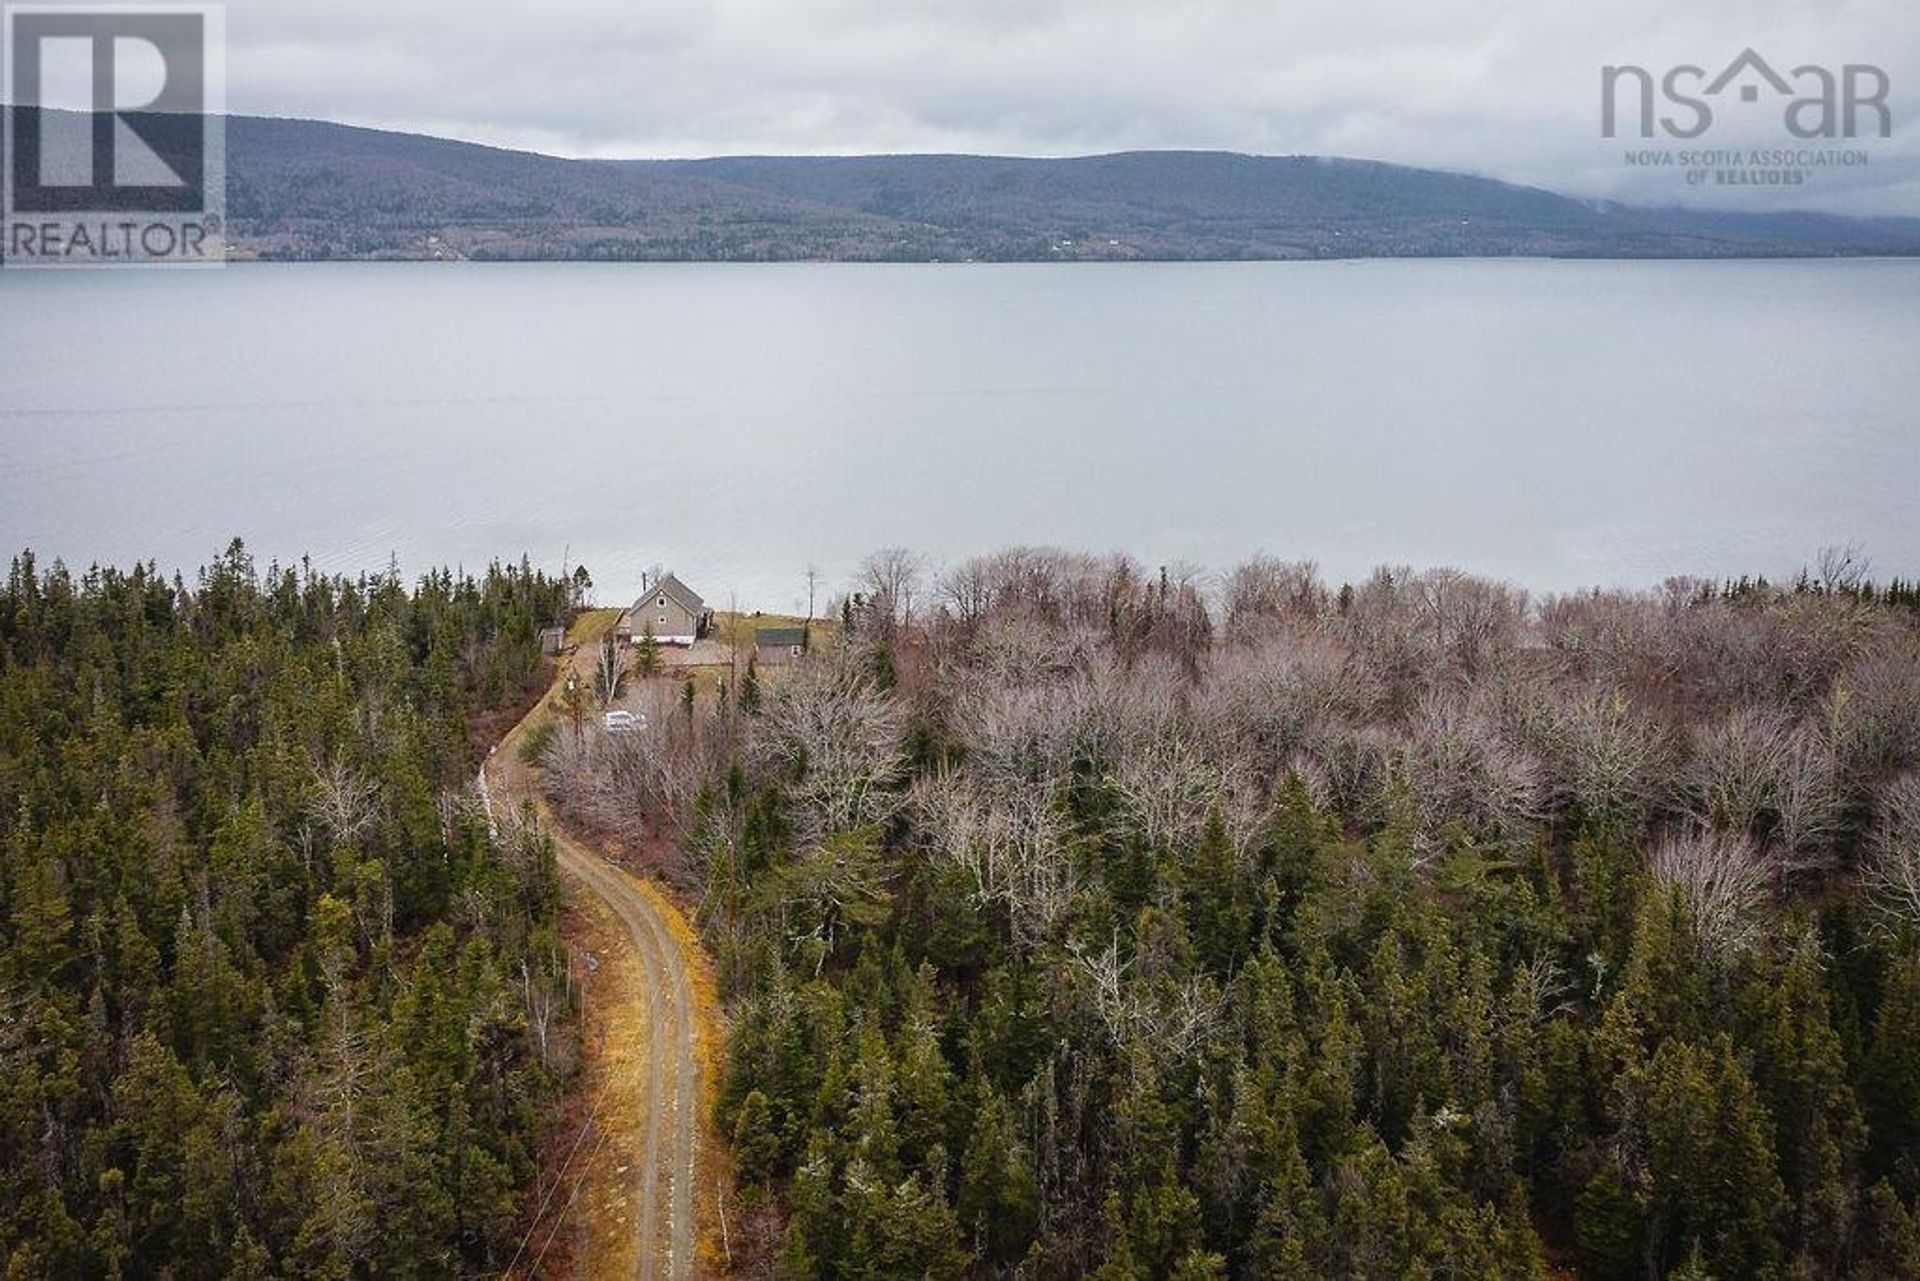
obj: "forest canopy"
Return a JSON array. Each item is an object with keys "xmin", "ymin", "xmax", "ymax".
[
  {"xmin": 12, "ymin": 536, "xmax": 1920, "ymax": 1279},
  {"xmin": 549, "ymin": 547, "xmax": 1920, "ymax": 1279},
  {"xmin": 0, "ymin": 542, "xmax": 576, "ymax": 1277}
]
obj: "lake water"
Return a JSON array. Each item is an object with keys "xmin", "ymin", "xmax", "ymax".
[{"xmin": 2, "ymin": 259, "xmax": 1916, "ymax": 611}]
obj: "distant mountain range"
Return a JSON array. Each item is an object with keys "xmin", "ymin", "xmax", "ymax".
[{"xmin": 12, "ymin": 111, "xmax": 1920, "ymax": 260}]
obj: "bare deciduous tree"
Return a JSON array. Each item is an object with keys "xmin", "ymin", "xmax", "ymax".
[
  {"xmin": 1531, "ymin": 685, "xmax": 1669, "ymax": 830},
  {"xmin": 757, "ymin": 657, "xmax": 909, "ymax": 839},
  {"xmin": 1069, "ymin": 934, "xmax": 1223, "ymax": 1065},
  {"xmin": 436, "ymin": 786, "xmax": 485, "ymax": 846},
  {"xmin": 521, "ymin": 955, "xmax": 560, "ymax": 1068},
  {"xmin": 537, "ymin": 680, "xmax": 714, "ymax": 879},
  {"xmin": 1814, "ymin": 543, "xmax": 1871, "ymax": 594},
  {"xmin": 531, "ymin": 544, "xmax": 1920, "ymax": 964},
  {"xmin": 1504, "ymin": 952, "xmax": 1579, "ymax": 1027},
  {"xmin": 1196, "ymin": 631, "xmax": 1371, "ymax": 777},
  {"xmin": 1221, "ymin": 555, "xmax": 1324, "ymax": 637},
  {"xmin": 1649, "ymin": 828, "xmax": 1771, "ymax": 955},
  {"xmin": 1862, "ymin": 775, "xmax": 1920, "ymax": 936},
  {"xmin": 1826, "ymin": 645, "xmax": 1920, "ymax": 791},
  {"xmin": 858, "ymin": 546, "xmax": 929, "ymax": 639},
  {"xmin": 967, "ymin": 613, "xmax": 1076, "ymax": 686},
  {"xmin": 1298, "ymin": 721, "xmax": 1403, "ymax": 828},
  {"xmin": 1397, "ymin": 694, "xmax": 1544, "ymax": 848},
  {"xmin": 1408, "ymin": 567, "xmax": 1528, "ymax": 679},
  {"xmin": 913, "ymin": 771, "xmax": 1077, "ymax": 949},
  {"xmin": 308, "ymin": 760, "xmax": 380, "ymax": 848},
  {"xmin": 954, "ymin": 653, "xmax": 1186, "ymax": 793},
  {"xmin": 935, "ymin": 556, "xmax": 998, "ymax": 634},
  {"xmin": 1685, "ymin": 706, "xmax": 1844, "ymax": 865},
  {"xmin": 955, "ymin": 678, "xmax": 1084, "ymax": 792},
  {"xmin": 1689, "ymin": 706, "xmax": 1798, "ymax": 834},
  {"xmin": 1772, "ymin": 729, "xmax": 1845, "ymax": 870},
  {"xmin": 1109, "ymin": 739, "xmax": 1242, "ymax": 855}
]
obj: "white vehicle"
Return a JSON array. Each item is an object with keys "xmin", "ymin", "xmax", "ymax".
[{"xmin": 603, "ymin": 709, "xmax": 641, "ymax": 733}]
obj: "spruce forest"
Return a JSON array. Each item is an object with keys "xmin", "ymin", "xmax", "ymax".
[
  {"xmin": 0, "ymin": 542, "xmax": 576, "ymax": 1276},
  {"xmin": 548, "ymin": 548, "xmax": 1920, "ymax": 1279}
]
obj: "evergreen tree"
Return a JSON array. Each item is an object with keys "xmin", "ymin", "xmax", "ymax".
[
  {"xmin": 957, "ymin": 1088, "xmax": 1039, "ymax": 1265},
  {"xmin": 1866, "ymin": 941, "xmax": 1920, "ymax": 1194},
  {"xmin": 1637, "ymin": 1037, "xmax": 1788, "ymax": 1278},
  {"xmin": 741, "ymin": 653, "xmax": 763, "ymax": 714},
  {"xmin": 1183, "ymin": 806, "xmax": 1253, "ymax": 976},
  {"xmin": 1741, "ymin": 934, "xmax": 1866, "ymax": 1268},
  {"xmin": 733, "ymin": 1089, "xmax": 784, "ymax": 1188}
]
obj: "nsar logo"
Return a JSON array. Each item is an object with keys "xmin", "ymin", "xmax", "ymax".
[{"xmin": 1601, "ymin": 48, "xmax": 1891, "ymax": 140}]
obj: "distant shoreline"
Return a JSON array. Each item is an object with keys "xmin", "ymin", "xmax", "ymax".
[
  {"xmin": 204, "ymin": 113, "xmax": 1920, "ymax": 264},
  {"xmin": 6, "ymin": 107, "xmax": 1917, "ymax": 264}
]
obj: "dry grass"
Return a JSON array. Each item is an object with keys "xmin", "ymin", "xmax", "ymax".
[
  {"xmin": 495, "ymin": 615, "xmax": 732, "ymax": 1278},
  {"xmin": 570, "ymin": 607, "xmax": 621, "ymax": 645},
  {"xmin": 711, "ymin": 609, "xmax": 839, "ymax": 652},
  {"xmin": 532, "ymin": 886, "xmax": 652, "ymax": 1279}
]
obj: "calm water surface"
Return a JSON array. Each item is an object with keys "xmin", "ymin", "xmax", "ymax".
[{"xmin": 1, "ymin": 259, "xmax": 1915, "ymax": 608}]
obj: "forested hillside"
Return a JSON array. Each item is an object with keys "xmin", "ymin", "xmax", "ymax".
[
  {"xmin": 167, "ymin": 114, "xmax": 1920, "ymax": 262},
  {"xmin": 0, "ymin": 542, "xmax": 576, "ymax": 1276},
  {"xmin": 563, "ymin": 549, "xmax": 1920, "ymax": 1278}
]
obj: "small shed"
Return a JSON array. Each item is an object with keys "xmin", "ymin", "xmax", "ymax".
[
  {"xmin": 538, "ymin": 625, "xmax": 567, "ymax": 655},
  {"xmin": 754, "ymin": 625, "xmax": 809, "ymax": 666}
]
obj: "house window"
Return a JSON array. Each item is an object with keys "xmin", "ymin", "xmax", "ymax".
[{"xmin": 657, "ymin": 596, "xmax": 667, "ymax": 607}]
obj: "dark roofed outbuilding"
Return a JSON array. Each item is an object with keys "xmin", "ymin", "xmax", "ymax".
[{"xmin": 754, "ymin": 625, "xmax": 809, "ymax": 665}]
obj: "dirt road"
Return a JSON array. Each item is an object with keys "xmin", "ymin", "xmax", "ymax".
[{"xmin": 488, "ymin": 629, "xmax": 716, "ymax": 1279}]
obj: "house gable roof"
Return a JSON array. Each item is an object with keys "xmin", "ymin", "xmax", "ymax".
[
  {"xmin": 632, "ymin": 573, "xmax": 705, "ymax": 618},
  {"xmin": 756, "ymin": 626, "xmax": 808, "ymax": 647}
]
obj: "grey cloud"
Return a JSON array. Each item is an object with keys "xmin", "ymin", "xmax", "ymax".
[{"xmin": 223, "ymin": 0, "xmax": 1919, "ymax": 214}]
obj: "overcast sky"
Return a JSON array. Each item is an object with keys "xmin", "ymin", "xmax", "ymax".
[{"xmin": 225, "ymin": 0, "xmax": 1918, "ymax": 214}]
